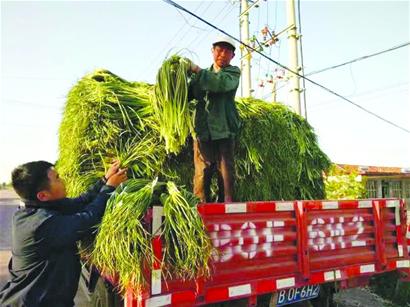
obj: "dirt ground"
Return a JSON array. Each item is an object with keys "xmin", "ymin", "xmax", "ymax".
[{"xmin": 334, "ymin": 287, "xmax": 397, "ymax": 307}]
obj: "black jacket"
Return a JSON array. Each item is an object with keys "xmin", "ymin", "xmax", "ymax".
[{"xmin": 0, "ymin": 180, "xmax": 115, "ymax": 307}]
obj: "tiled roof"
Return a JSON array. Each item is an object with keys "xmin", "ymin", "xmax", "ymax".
[{"xmin": 336, "ymin": 164, "xmax": 410, "ymax": 177}]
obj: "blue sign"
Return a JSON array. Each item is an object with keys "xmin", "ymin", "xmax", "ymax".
[{"xmin": 277, "ymin": 284, "xmax": 320, "ymax": 306}]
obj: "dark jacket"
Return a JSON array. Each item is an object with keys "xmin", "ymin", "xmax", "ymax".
[
  {"xmin": 0, "ymin": 180, "xmax": 115, "ymax": 307},
  {"xmin": 189, "ymin": 64, "xmax": 241, "ymax": 141}
]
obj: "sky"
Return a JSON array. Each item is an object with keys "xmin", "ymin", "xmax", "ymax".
[{"xmin": 0, "ymin": 0, "xmax": 409, "ymax": 183}]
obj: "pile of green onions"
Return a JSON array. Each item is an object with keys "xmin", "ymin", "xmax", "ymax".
[{"xmin": 57, "ymin": 62, "xmax": 331, "ymax": 293}]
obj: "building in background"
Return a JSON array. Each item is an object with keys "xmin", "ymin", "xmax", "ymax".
[{"xmin": 337, "ymin": 164, "xmax": 410, "ymax": 214}]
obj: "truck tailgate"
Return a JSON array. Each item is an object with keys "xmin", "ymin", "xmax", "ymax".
[{"xmin": 129, "ymin": 198, "xmax": 410, "ymax": 306}]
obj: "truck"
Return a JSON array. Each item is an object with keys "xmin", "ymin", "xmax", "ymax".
[{"xmin": 80, "ymin": 197, "xmax": 410, "ymax": 307}]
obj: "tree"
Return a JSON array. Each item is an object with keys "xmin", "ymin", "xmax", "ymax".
[{"xmin": 325, "ymin": 164, "xmax": 367, "ymax": 200}]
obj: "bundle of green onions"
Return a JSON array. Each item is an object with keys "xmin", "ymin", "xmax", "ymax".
[
  {"xmin": 153, "ymin": 55, "xmax": 193, "ymax": 154},
  {"xmin": 161, "ymin": 182, "xmax": 213, "ymax": 280},
  {"xmin": 89, "ymin": 178, "xmax": 212, "ymax": 293},
  {"xmin": 90, "ymin": 179, "xmax": 158, "ymax": 292}
]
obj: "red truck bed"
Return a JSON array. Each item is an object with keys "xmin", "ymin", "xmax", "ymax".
[{"xmin": 123, "ymin": 198, "xmax": 410, "ymax": 306}]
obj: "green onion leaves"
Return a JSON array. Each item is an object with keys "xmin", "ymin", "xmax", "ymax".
[{"xmin": 153, "ymin": 55, "xmax": 193, "ymax": 154}]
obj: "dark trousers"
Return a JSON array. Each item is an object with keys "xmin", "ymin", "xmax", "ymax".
[{"xmin": 193, "ymin": 138, "xmax": 235, "ymax": 203}]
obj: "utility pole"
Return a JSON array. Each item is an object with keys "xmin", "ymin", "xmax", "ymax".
[
  {"xmin": 238, "ymin": 0, "xmax": 302, "ymax": 111},
  {"xmin": 287, "ymin": 0, "xmax": 302, "ymax": 115},
  {"xmin": 240, "ymin": 0, "xmax": 252, "ymax": 97}
]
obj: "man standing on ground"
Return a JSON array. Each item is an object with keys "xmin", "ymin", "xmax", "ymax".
[
  {"xmin": 189, "ymin": 35, "xmax": 241, "ymax": 203},
  {"xmin": 0, "ymin": 160, "xmax": 127, "ymax": 306}
]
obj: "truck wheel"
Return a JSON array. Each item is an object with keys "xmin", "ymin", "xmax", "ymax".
[
  {"xmin": 309, "ymin": 284, "xmax": 335, "ymax": 307},
  {"xmin": 90, "ymin": 277, "xmax": 122, "ymax": 307}
]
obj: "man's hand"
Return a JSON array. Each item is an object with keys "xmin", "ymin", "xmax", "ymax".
[
  {"xmin": 104, "ymin": 160, "xmax": 120, "ymax": 180},
  {"xmin": 181, "ymin": 58, "xmax": 200, "ymax": 74},
  {"xmin": 190, "ymin": 62, "xmax": 201, "ymax": 74},
  {"xmin": 106, "ymin": 168, "xmax": 128, "ymax": 187}
]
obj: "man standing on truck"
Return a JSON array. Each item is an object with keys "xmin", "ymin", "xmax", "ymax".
[
  {"xmin": 0, "ymin": 160, "xmax": 127, "ymax": 307},
  {"xmin": 188, "ymin": 35, "xmax": 241, "ymax": 203}
]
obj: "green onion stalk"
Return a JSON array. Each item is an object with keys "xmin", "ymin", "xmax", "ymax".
[
  {"xmin": 153, "ymin": 55, "xmax": 193, "ymax": 154},
  {"xmin": 161, "ymin": 182, "xmax": 213, "ymax": 280},
  {"xmin": 90, "ymin": 179, "xmax": 161, "ymax": 293}
]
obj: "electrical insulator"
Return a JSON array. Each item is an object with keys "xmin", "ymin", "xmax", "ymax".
[
  {"xmin": 271, "ymin": 32, "xmax": 279, "ymax": 44},
  {"xmin": 275, "ymin": 69, "xmax": 285, "ymax": 79},
  {"xmin": 265, "ymin": 34, "xmax": 279, "ymax": 46},
  {"xmin": 261, "ymin": 26, "xmax": 269, "ymax": 40},
  {"xmin": 250, "ymin": 35, "xmax": 257, "ymax": 48}
]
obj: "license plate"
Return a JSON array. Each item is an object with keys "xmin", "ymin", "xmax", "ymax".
[{"xmin": 277, "ymin": 284, "xmax": 320, "ymax": 306}]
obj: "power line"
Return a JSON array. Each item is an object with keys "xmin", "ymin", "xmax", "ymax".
[
  {"xmin": 144, "ymin": 1, "xmax": 207, "ymax": 72},
  {"xmin": 161, "ymin": 0, "xmax": 410, "ymax": 135},
  {"xmin": 1, "ymin": 98, "xmax": 63, "ymax": 109},
  {"xmin": 306, "ymin": 42, "xmax": 410, "ymax": 76},
  {"xmin": 186, "ymin": 2, "xmax": 234, "ymax": 51},
  {"xmin": 258, "ymin": 1, "xmax": 282, "ymax": 101},
  {"xmin": 176, "ymin": 1, "xmax": 215, "ymax": 49},
  {"xmin": 2, "ymin": 75, "xmax": 66, "ymax": 81},
  {"xmin": 310, "ymin": 82, "xmax": 409, "ymax": 109},
  {"xmin": 0, "ymin": 121, "xmax": 59, "ymax": 129},
  {"xmin": 261, "ymin": 80, "xmax": 289, "ymax": 101},
  {"xmin": 175, "ymin": 7, "xmax": 208, "ymax": 32}
]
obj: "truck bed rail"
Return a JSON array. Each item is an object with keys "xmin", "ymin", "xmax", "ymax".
[{"xmin": 124, "ymin": 198, "xmax": 409, "ymax": 306}]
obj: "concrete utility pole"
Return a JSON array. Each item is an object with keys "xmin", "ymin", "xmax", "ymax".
[
  {"xmin": 287, "ymin": 0, "xmax": 302, "ymax": 115},
  {"xmin": 240, "ymin": 0, "xmax": 252, "ymax": 97}
]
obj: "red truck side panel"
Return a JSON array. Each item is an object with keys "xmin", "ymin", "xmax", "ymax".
[{"xmin": 124, "ymin": 199, "xmax": 409, "ymax": 307}]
